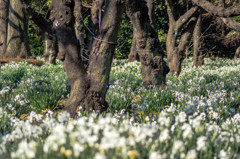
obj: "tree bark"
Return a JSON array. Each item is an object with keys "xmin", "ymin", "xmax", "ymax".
[
  {"xmin": 128, "ymin": 30, "xmax": 139, "ymax": 62},
  {"xmin": 74, "ymin": 1, "xmax": 93, "ymax": 64},
  {"xmin": 85, "ymin": 0, "xmax": 124, "ymax": 111},
  {"xmin": 126, "ymin": 0, "xmax": 169, "ymax": 88},
  {"xmin": 217, "ymin": 1, "xmax": 240, "ymax": 60},
  {"xmin": 0, "ymin": 0, "xmax": 32, "ymax": 59},
  {"xmin": 192, "ymin": 0, "xmax": 240, "ymax": 17},
  {"xmin": 4, "ymin": 0, "xmax": 32, "ymax": 58},
  {"xmin": 50, "ymin": 0, "xmax": 124, "ymax": 117},
  {"xmin": 193, "ymin": 13, "xmax": 204, "ymax": 67},
  {"xmin": 0, "ymin": 0, "xmax": 9, "ymax": 59},
  {"xmin": 147, "ymin": 0, "xmax": 156, "ymax": 30},
  {"xmin": 128, "ymin": 0, "xmax": 155, "ymax": 62},
  {"xmin": 86, "ymin": 0, "xmax": 105, "ymax": 52},
  {"xmin": 221, "ymin": 18, "xmax": 240, "ymax": 31},
  {"xmin": 50, "ymin": 0, "xmax": 90, "ymax": 117},
  {"xmin": 166, "ymin": 0, "xmax": 198, "ymax": 75}
]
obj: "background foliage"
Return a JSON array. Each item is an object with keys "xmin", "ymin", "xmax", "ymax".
[{"xmin": 28, "ymin": 0, "xmax": 239, "ymax": 59}]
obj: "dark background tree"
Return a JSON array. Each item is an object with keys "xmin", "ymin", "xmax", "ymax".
[
  {"xmin": 166, "ymin": 0, "xmax": 199, "ymax": 75},
  {"xmin": 192, "ymin": 0, "xmax": 240, "ymax": 59},
  {"xmin": 126, "ymin": 0, "xmax": 169, "ymax": 87}
]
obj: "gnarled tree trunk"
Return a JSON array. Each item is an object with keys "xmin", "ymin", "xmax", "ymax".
[
  {"xmin": 193, "ymin": 13, "xmax": 204, "ymax": 67},
  {"xmin": 85, "ymin": 0, "xmax": 124, "ymax": 112},
  {"xmin": 126, "ymin": 0, "xmax": 169, "ymax": 88},
  {"xmin": 128, "ymin": 0, "xmax": 155, "ymax": 62},
  {"xmin": 50, "ymin": 0, "xmax": 124, "ymax": 117},
  {"xmin": 50, "ymin": 0, "xmax": 90, "ymax": 117}
]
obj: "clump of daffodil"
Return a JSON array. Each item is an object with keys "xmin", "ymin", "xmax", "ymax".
[
  {"xmin": 60, "ymin": 147, "xmax": 72, "ymax": 157},
  {"xmin": 98, "ymin": 146, "xmax": 105, "ymax": 154},
  {"xmin": 127, "ymin": 150, "xmax": 138, "ymax": 159}
]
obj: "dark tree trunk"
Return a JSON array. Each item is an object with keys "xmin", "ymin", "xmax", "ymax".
[
  {"xmin": 215, "ymin": 0, "xmax": 240, "ymax": 60},
  {"xmin": 193, "ymin": 13, "xmax": 204, "ymax": 67},
  {"xmin": 85, "ymin": 0, "xmax": 124, "ymax": 112},
  {"xmin": 126, "ymin": 0, "xmax": 169, "ymax": 88},
  {"xmin": 50, "ymin": 0, "xmax": 124, "ymax": 117},
  {"xmin": 166, "ymin": 0, "xmax": 198, "ymax": 75},
  {"xmin": 50, "ymin": 0, "xmax": 90, "ymax": 117},
  {"xmin": 128, "ymin": 0, "xmax": 155, "ymax": 62},
  {"xmin": 216, "ymin": 0, "xmax": 240, "ymax": 60},
  {"xmin": 26, "ymin": 6, "xmax": 57, "ymax": 64},
  {"xmin": 0, "ymin": 0, "xmax": 32, "ymax": 58}
]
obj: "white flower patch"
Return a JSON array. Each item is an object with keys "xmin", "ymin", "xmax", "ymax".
[
  {"xmin": 176, "ymin": 112, "xmax": 187, "ymax": 123},
  {"xmin": 94, "ymin": 153, "xmax": 106, "ymax": 159},
  {"xmin": 181, "ymin": 123, "xmax": 193, "ymax": 139},
  {"xmin": 218, "ymin": 149, "xmax": 228, "ymax": 159},
  {"xmin": 186, "ymin": 149, "xmax": 197, "ymax": 159},
  {"xmin": 197, "ymin": 136, "xmax": 207, "ymax": 151},
  {"xmin": 172, "ymin": 140, "xmax": 185, "ymax": 154},
  {"xmin": 149, "ymin": 151, "xmax": 167, "ymax": 159},
  {"xmin": 11, "ymin": 140, "xmax": 36, "ymax": 159},
  {"xmin": 57, "ymin": 111, "xmax": 70, "ymax": 123},
  {"xmin": 0, "ymin": 58, "xmax": 240, "ymax": 158},
  {"xmin": 0, "ymin": 86, "xmax": 10, "ymax": 95},
  {"xmin": 159, "ymin": 129, "xmax": 169, "ymax": 142}
]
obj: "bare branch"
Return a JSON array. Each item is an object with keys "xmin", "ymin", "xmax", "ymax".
[
  {"xmin": 221, "ymin": 17, "xmax": 240, "ymax": 31},
  {"xmin": 165, "ymin": 0, "xmax": 176, "ymax": 24},
  {"xmin": 192, "ymin": 0, "xmax": 240, "ymax": 17},
  {"xmin": 178, "ymin": 16, "xmax": 197, "ymax": 52},
  {"xmin": 175, "ymin": 6, "xmax": 199, "ymax": 33}
]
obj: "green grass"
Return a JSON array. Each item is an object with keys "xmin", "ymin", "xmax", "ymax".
[{"xmin": 0, "ymin": 57, "xmax": 240, "ymax": 159}]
